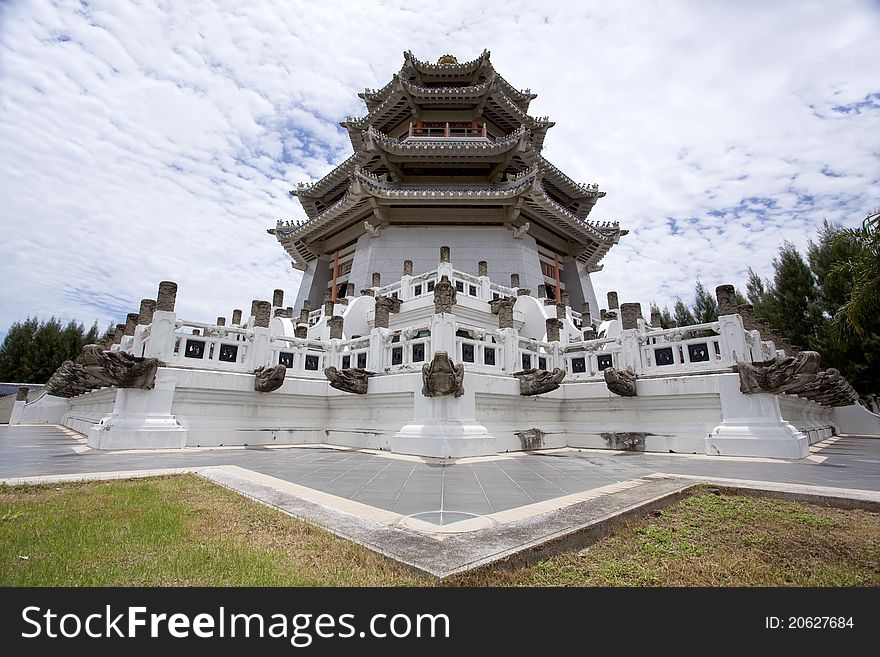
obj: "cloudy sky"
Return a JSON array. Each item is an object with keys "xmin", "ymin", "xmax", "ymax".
[{"xmin": 1, "ymin": 0, "xmax": 878, "ymax": 338}]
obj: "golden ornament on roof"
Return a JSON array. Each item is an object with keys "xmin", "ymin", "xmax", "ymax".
[{"xmin": 436, "ymin": 54, "xmax": 458, "ymax": 65}]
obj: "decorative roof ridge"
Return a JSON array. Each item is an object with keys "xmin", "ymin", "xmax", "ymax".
[
  {"xmin": 402, "ymin": 49, "xmax": 491, "ymax": 74},
  {"xmin": 495, "ymin": 91, "xmax": 553, "ymax": 128},
  {"xmin": 538, "ymin": 156, "xmax": 602, "ymax": 198},
  {"xmin": 399, "ymin": 76, "xmax": 494, "ymax": 96},
  {"xmin": 291, "ymin": 151, "xmax": 371, "ymax": 199},
  {"xmin": 529, "ymin": 185, "xmax": 619, "ymax": 240},
  {"xmin": 353, "ymin": 165, "xmax": 539, "ymax": 196},
  {"xmin": 362, "ymin": 124, "xmax": 529, "ymax": 153}
]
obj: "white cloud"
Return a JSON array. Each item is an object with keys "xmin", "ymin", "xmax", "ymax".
[{"xmin": 1, "ymin": 0, "xmax": 878, "ymax": 337}]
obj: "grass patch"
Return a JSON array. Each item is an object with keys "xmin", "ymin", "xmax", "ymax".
[
  {"xmin": 450, "ymin": 489, "xmax": 880, "ymax": 586},
  {"xmin": 0, "ymin": 475, "xmax": 423, "ymax": 586},
  {"xmin": 1, "ymin": 478, "xmax": 877, "ymax": 586}
]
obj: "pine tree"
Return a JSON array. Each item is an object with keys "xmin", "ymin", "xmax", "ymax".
[
  {"xmin": 692, "ymin": 281, "xmax": 718, "ymax": 323},
  {"xmin": 0, "ymin": 317, "xmax": 105, "ymax": 383},
  {"xmin": 767, "ymin": 242, "xmax": 824, "ymax": 349},
  {"xmin": 673, "ymin": 297, "xmax": 696, "ymax": 327}
]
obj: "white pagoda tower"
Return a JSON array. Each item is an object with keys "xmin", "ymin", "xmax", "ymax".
[{"xmin": 271, "ymin": 51, "xmax": 626, "ymax": 322}]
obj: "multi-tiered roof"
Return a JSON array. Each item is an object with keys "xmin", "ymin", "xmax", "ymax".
[{"xmin": 271, "ymin": 50, "xmax": 625, "ymax": 271}]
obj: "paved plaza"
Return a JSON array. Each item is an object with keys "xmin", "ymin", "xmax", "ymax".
[{"xmin": 2, "ymin": 425, "xmax": 878, "ymax": 576}]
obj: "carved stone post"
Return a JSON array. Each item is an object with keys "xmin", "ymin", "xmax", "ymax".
[
  {"xmin": 478, "ymin": 261, "xmax": 488, "ymax": 277},
  {"xmin": 510, "ymin": 273, "xmax": 520, "ymax": 288},
  {"xmin": 600, "ymin": 309, "xmax": 607, "ymax": 321},
  {"xmin": 216, "ymin": 316, "xmax": 226, "ymax": 326},
  {"xmin": 546, "ymin": 318, "xmax": 560, "ymax": 342},
  {"xmin": 286, "ymin": 306, "xmax": 293, "ymax": 317},
  {"xmin": 620, "ymin": 303, "xmax": 641, "ymax": 330},
  {"xmin": 582, "ymin": 302, "xmax": 590, "ymax": 319},
  {"xmin": 490, "ymin": 297, "xmax": 516, "ymax": 329},
  {"xmin": 250, "ymin": 300, "xmax": 259, "ymax": 322},
  {"xmin": 253, "ymin": 301, "xmax": 271, "ymax": 328},
  {"xmin": 737, "ymin": 304, "xmax": 757, "ymax": 330},
  {"xmin": 323, "ymin": 291, "xmax": 333, "ymax": 316},
  {"xmin": 299, "ymin": 306, "xmax": 310, "ymax": 324},
  {"xmin": 346, "ymin": 283, "xmax": 355, "ymax": 297},
  {"xmin": 434, "ymin": 275, "xmax": 457, "ymax": 314},
  {"xmin": 439, "ymin": 245, "xmax": 450, "ymax": 263},
  {"xmin": 650, "ymin": 310, "xmax": 663, "ymax": 327},
  {"xmin": 138, "ymin": 299, "xmax": 156, "ymax": 325},
  {"xmin": 715, "ymin": 284, "xmax": 737, "ymax": 316},
  {"xmin": 403, "ymin": 259, "xmax": 413, "ymax": 275},
  {"xmin": 192, "ymin": 329, "xmax": 200, "ymax": 336},
  {"xmin": 555, "ymin": 302, "xmax": 566, "ymax": 321},
  {"xmin": 374, "ymin": 295, "xmax": 401, "ymax": 329},
  {"xmin": 273, "ymin": 289, "xmax": 284, "ymax": 308},
  {"xmin": 157, "ymin": 281, "xmax": 177, "ymax": 312},
  {"xmin": 295, "ymin": 325, "xmax": 308, "ymax": 339},
  {"xmin": 328, "ymin": 315, "xmax": 344, "ymax": 339},
  {"xmin": 607, "ymin": 291, "xmax": 619, "ymax": 310},
  {"xmin": 538, "ymin": 284, "xmax": 546, "ymax": 299},
  {"xmin": 583, "ymin": 327, "xmax": 597, "ymax": 340},
  {"xmin": 517, "ymin": 288, "xmax": 530, "ymax": 296},
  {"xmin": 232, "ymin": 309, "xmax": 242, "ymax": 325}
]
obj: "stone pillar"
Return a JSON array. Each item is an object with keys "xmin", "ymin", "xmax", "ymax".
[
  {"xmin": 478, "ymin": 261, "xmax": 488, "ymax": 277},
  {"xmin": 538, "ymin": 284, "xmax": 546, "ymax": 298},
  {"xmin": 273, "ymin": 308, "xmax": 286, "ymax": 318},
  {"xmin": 232, "ymin": 309, "xmax": 242, "ymax": 325},
  {"xmin": 372, "ymin": 272, "xmax": 381, "ymax": 287},
  {"xmin": 510, "ymin": 273, "xmax": 520, "ymax": 288},
  {"xmin": 374, "ymin": 296, "xmax": 401, "ymax": 329},
  {"xmin": 216, "ymin": 316, "xmax": 226, "ymax": 326},
  {"xmin": 138, "ymin": 299, "xmax": 156, "ymax": 325},
  {"xmin": 620, "ymin": 303, "xmax": 641, "ymax": 330},
  {"xmin": 561, "ymin": 292, "xmax": 570, "ymax": 307},
  {"xmin": 192, "ymin": 329, "xmax": 200, "ymax": 336},
  {"xmin": 600, "ymin": 309, "xmax": 607, "ymax": 321},
  {"xmin": 273, "ymin": 289, "xmax": 284, "ymax": 307},
  {"xmin": 323, "ymin": 291, "xmax": 333, "ymax": 316},
  {"xmin": 299, "ymin": 306, "xmax": 310, "ymax": 324},
  {"xmin": 346, "ymin": 283, "xmax": 355, "ymax": 297},
  {"xmin": 295, "ymin": 325, "xmax": 308, "ymax": 339},
  {"xmin": 583, "ymin": 327, "xmax": 597, "ymax": 340},
  {"xmin": 286, "ymin": 306, "xmax": 293, "ymax": 317},
  {"xmin": 440, "ymin": 245, "xmax": 450, "ymax": 263},
  {"xmin": 250, "ymin": 300, "xmax": 259, "ymax": 321},
  {"xmin": 715, "ymin": 284, "xmax": 737, "ymax": 316},
  {"xmin": 253, "ymin": 301, "xmax": 271, "ymax": 328},
  {"xmin": 124, "ymin": 313, "xmax": 139, "ymax": 336},
  {"xmin": 517, "ymin": 288, "xmax": 530, "ymax": 296},
  {"xmin": 582, "ymin": 302, "xmax": 590, "ymax": 318},
  {"xmin": 555, "ymin": 302, "xmax": 566, "ymax": 321},
  {"xmin": 434, "ymin": 275, "xmax": 457, "ymax": 313},
  {"xmin": 403, "ymin": 260, "xmax": 413, "ymax": 276},
  {"xmin": 490, "ymin": 297, "xmax": 516, "ymax": 329},
  {"xmin": 736, "ymin": 304, "xmax": 756, "ymax": 329},
  {"xmin": 157, "ymin": 281, "xmax": 177, "ymax": 312},
  {"xmin": 545, "ymin": 318, "xmax": 560, "ymax": 342},
  {"xmin": 328, "ymin": 315, "xmax": 344, "ymax": 339},
  {"xmin": 361, "ymin": 288, "xmax": 375, "ymax": 297},
  {"xmin": 650, "ymin": 310, "xmax": 663, "ymax": 327},
  {"xmin": 607, "ymin": 291, "xmax": 619, "ymax": 310}
]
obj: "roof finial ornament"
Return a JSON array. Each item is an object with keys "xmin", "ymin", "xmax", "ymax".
[{"xmin": 437, "ymin": 53, "xmax": 458, "ymax": 65}]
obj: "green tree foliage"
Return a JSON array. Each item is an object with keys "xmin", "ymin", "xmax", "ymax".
[
  {"xmin": 830, "ymin": 212, "xmax": 880, "ymax": 336},
  {"xmin": 765, "ymin": 242, "xmax": 825, "ymax": 349},
  {"xmin": 673, "ymin": 297, "xmax": 696, "ymax": 327},
  {"xmin": 0, "ymin": 317, "xmax": 100, "ymax": 384},
  {"xmin": 692, "ymin": 281, "xmax": 718, "ymax": 324}
]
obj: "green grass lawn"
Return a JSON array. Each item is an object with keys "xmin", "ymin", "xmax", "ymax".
[{"xmin": 1, "ymin": 475, "xmax": 877, "ymax": 586}]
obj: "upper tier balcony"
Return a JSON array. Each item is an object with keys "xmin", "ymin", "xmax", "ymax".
[{"xmin": 402, "ymin": 121, "xmax": 493, "ymax": 141}]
